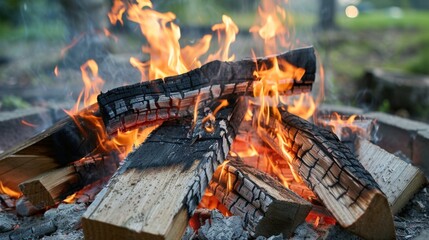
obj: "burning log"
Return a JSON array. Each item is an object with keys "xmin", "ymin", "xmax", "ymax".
[
  {"xmin": 97, "ymin": 47, "xmax": 316, "ymax": 135},
  {"xmin": 209, "ymin": 157, "xmax": 312, "ymax": 238},
  {"xmin": 82, "ymin": 98, "xmax": 247, "ymax": 240},
  {"xmin": 254, "ymin": 107, "xmax": 396, "ymax": 239},
  {"xmin": 0, "ymin": 114, "xmax": 98, "ymax": 193},
  {"xmin": 18, "ymin": 153, "xmax": 119, "ymax": 207},
  {"xmin": 355, "ymin": 138, "xmax": 427, "ymax": 214}
]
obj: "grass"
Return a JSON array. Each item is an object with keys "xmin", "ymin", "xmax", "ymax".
[{"xmin": 338, "ymin": 10, "xmax": 429, "ymax": 31}]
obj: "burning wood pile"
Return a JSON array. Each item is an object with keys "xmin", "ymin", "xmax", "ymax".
[{"xmin": 0, "ymin": 0, "xmax": 428, "ymax": 240}]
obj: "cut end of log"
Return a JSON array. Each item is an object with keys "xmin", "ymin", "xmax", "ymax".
[
  {"xmin": 209, "ymin": 159, "xmax": 312, "ymax": 238},
  {"xmin": 347, "ymin": 191, "xmax": 396, "ymax": 240}
]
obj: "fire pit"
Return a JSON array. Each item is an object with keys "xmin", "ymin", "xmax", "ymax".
[{"xmin": 0, "ymin": 0, "xmax": 428, "ymax": 240}]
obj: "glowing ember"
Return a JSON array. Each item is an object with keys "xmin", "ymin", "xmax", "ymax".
[{"xmin": 21, "ymin": 120, "xmax": 37, "ymax": 128}]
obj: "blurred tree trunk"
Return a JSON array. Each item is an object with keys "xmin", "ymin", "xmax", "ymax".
[{"xmin": 319, "ymin": 0, "xmax": 336, "ymax": 30}]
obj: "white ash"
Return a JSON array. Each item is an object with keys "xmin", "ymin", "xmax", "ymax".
[
  {"xmin": 43, "ymin": 203, "xmax": 86, "ymax": 231},
  {"xmin": 0, "ymin": 213, "xmax": 17, "ymax": 233},
  {"xmin": 290, "ymin": 223, "xmax": 319, "ymax": 240},
  {"xmin": 198, "ymin": 210, "xmax": 248, "ymax": 240}
]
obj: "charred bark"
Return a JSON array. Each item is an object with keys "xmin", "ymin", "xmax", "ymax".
[
  {"xmin": 209, "ymin": 158, "xmax": 312, "ymax": 238},
  {"xmin": 254, "ymin": 107, "xmax": 395, "ymax": 239},
  {"xmin": 97, "ymin": 47, "xmax": 316, "ymax": 135},
  {"xmin": 82, "ymin": 99, "xmax": 247, "ymax": 240}
]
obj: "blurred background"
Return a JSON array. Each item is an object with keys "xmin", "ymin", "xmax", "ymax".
[{"xmin": 0, "ymin": 0, "xmax": 428, "ymax": 121}]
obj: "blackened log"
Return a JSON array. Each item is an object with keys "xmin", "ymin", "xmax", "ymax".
[
  {"xmin": 209, "ymin": 158, "xmax": 312, "ymax": 238},
  {"xmin": 254, "ymin": 107, "xmax": 395, "ymax": 240},
  {"xmin": 82, "ymin": 98, "xmax": 247, "ymax": 240},
  {"xmin": 97, "ymin": 47, "xmax": 316, "ymax": 135}
]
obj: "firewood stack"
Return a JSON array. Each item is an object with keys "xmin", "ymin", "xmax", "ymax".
[{"xmin": 1, "ymin": 47, "xmax": 427, "ymax": 239}]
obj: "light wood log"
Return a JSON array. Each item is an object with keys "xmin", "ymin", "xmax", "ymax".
[
  {"xmin": 82, "ymin": 99, "xmax": 247, "ymax": 240},
  {"xmin": 209, "ymin": 158, "xmax": 312, "ymax": 238},
  {"xmin": 355, "ymin": 138, "xmax": 427, "ymax": 214},
  {"xmin": 97, "ymin": 47, "xmax": 316, "ymax": 135},
  {"xmin": 19, "ymin": 154, "xmax": 119, "ymax": 207},
  {"xmin": 254, "ymin": 108, "xmax": 395, "ymax": 240},
  {"xmin": 0, "ymin": 111, "xmax": 99, "ymax": 193}
]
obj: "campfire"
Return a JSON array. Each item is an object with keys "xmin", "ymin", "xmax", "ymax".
[{"xmin": 0, "ymin": 0, "xmax": 428, "ymax": 240}]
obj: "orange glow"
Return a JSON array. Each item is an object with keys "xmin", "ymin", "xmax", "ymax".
[
  {"xmin": 324, "ymin": 112, "xmax": 358, "ymax": 138},
  {"xmin": 54, "ymin": 65, "xmax": 59, "ymax": 77},
  {"xmin": 65, "ymin": 60, "xmax": 156, "ymax": 158},
  {"xmin": 109, "ymin": 0, "xmax": 238, "ymax": 82},
  {"xmin": 63, "ymin": 192, "xmax": 77, "ymax": 204},
  {"xmin": 202, "ymin": 100, "xmax": 229, "ymax": 133},
  {"xmin": 21, "ymin": 120, "xmax": 37, "ymax": 128},
  {"xmin": 0, "ymin": 181, "xmax": 22, "ymax": 199},
  {"xmin": 206, "ymin": 15, "xmax": 239, "ymax": 62},
  {"xmin": 108, "ymin": 0, "xmax": 127, "ymax": 25},
  {"xmin": 250, "ymin": 0, "xmax": 294, "ymax": 55},
  {"xmin": 285, "ymin": 93, "xmax": 316, "ymax": 120}
]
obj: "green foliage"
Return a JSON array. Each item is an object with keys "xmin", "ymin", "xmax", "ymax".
[
  {"xmin": 406, "ymin": 46, "xmax": 429, "ymax": 74},
  {"xmin": 0, "ymin": 95, "xmax": 30, "ymax": 110},
  {"xmin": 339, "ymin": 10, "xmax": 429, "ymax": 31}
]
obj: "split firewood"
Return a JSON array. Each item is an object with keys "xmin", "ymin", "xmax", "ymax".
[
  {"xmin": 209, "ymin": 157, "xmax": 312, "ymax": 238},
  {"xmin": 254, "ymin": 107, "xmax": 395, "ymax": 239},
  {"xmin": 97, "ymin": 47, "xmax": 316, "ymax": 135},
  {"xmin": 0, "ymin": 112, "xmax": 99, "ymax": 193},
  {"xmin": 19, "ymin": 153, "xmax": 119, "ymax": 207},
  {"xmin": 82, "ymin": 98, "xmax": 247, "ymax": 240},
  {"xmin": 355, "ymin": 138, "xmax": 427, "ymax": 214}
]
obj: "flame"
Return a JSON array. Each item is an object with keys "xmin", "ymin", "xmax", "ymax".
[
  {"xmin": 60, "ymin": 33, "xmax": 84, "ymax": 58},
  {"xmin": 250, "ymin": 0, "xmax": 294, "ymax": 55},
  {"xmin": 65, "ymin": 60, "xmax": 155, "ymax": 158},
  {"xmin": 109, "ymin": 0, "xmax": 239, "ymax": 82},
  {"xmin": 63, "ymin": 192, "xmax": 77, "ymax": 204},
  {"xmin": 285, "ymin": 93, "xmax": 316, "ymax": 120},
  {"xmin": 324, "ymin": 112, "xmax": 359, "ymax": 138},
  {"xmin": 206, "ymin": 15, "xmax": 239, "ymax": 62},
  {"xmin": 54, "ymin": 65, "xmax": 59, "ymax": 77},
  {"xmin": 21, "ymin": 120, "xmax": 37, "ymax": 128},
  {"xmin": 0, "ymin": 181, "xmax": 21, "ymax": 199}
]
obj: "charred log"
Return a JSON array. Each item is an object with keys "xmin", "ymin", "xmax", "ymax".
[
  {"xmin": 82, "ymin": 99, "xmax": 247, "ymax": 240},
  {"xmin": 209, "ymin": 157, "xmax": 312, "ymax": 238},
  {"xmin": 254, "ymin": 107, "xmax": 395, "ymax": 239},
  {"xmin": 97, "ymin": 47, "xmax": 316, "ymax": 135}
]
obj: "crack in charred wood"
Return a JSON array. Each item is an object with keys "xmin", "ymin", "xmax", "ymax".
[
  {"xmin": 208, "ymin": 158, "xmax": 312, "ymax": 237},
  {"xmin": 97, "ymin": 47, "xmax": 315, "ymax": 135},
  {"xmin": 254, "ymin": 108, "xmax": 395, "ymax": 239}
]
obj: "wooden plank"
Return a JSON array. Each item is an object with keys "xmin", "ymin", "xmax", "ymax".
[
  {"xmin": 19, "ymin": 154, "xmax": 119, "ymax": 207},
  {"xmin": 209, "ymin": 158, "xmax": 312, "ymax": 238},
  {"xmin": 355, "ymin": 138, "xmax": 427, "ymax": 214},
  {"xmin": 254, "ymin": 108, "xmax": 395, "ymax": 239},
  {"xmin": 0, "ymin": 110, "xmax": 99, "ymax": 193},
  {"xmin": 82, "ymin": 99, "xmax": 247, "ymax": 240},
  {"xmin": 97, "ymin": 47, "xmax": 316, "ymax": 135}
]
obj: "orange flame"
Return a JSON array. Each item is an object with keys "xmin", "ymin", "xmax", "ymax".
[
  {"xmin": 109, "ymin": 0, "xmax": 239, "ymax": 82},
  {"xmin": 63, "ymin": 192, "xmax": 77, "ymax": 204},
  {"xmin": 65, "ymin": 60, "xmax": 155, "ymax": 158},
  {"xmin": 0, "ymin": 181, "xmax": 22, "ymax": 199},
  {"xmin": 285, "ymin": 93, "xmax": 316, "ymax": 120},
  {"xmin": 21, "ymin": 120, "xmax": 37, "ymax": 128},
  {"xmin": 250, "ymin": 0, "xmax": 295, "ymax": 55},
  {"xmin": 54, "ymin": 65, "xmax": 59, "ymax": 77}
]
